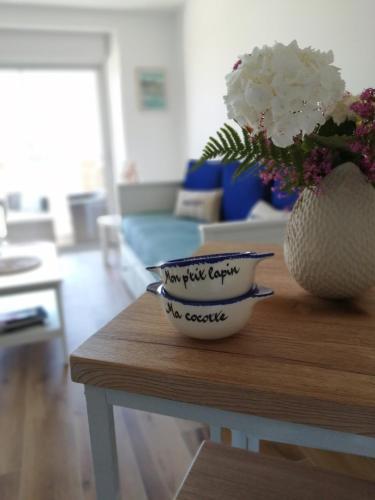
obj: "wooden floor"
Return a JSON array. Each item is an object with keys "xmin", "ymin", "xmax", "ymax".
[{"xmin": 0, "ymin": 249, "xmax": 374, "ymax": 499}]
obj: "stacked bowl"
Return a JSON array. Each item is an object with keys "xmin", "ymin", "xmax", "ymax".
[
  {"xmin": 146, "ymin": 251, "xmax": 274, "ymax": 340},
  {"xmin": 147, "ymin": 252, "xmax": 273, "ymax": 340}
]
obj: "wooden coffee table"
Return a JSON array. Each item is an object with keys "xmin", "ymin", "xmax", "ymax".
[
  {"xmin": 0, "ymin": 241, "xmax": 67, "ymax": 363},
  {"xmin": 71, "ymin": 242, "xmax": 375, "ymax": 500}
]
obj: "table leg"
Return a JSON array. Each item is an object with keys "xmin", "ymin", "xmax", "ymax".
[
  {"xmin": 247, "ymin": 436, "xmax": 260, "ymax": 452},
  {"xmin": 85, "ymin": 385, "xmax": 120, "ymax": 500},
  {"xmin": 99, "ymin": 224, "xmax": 110, "ymax": 267},
  {"xmin": 231, "ymin": 430, "xmax": 248, "ymax": 449},
  {"xmin": 56, "ymin": 283, "xmax": 68, "ymax": 364},
  {"xmin": 209, "ymin": 425, "xmax": 222, "ymax": 443}
]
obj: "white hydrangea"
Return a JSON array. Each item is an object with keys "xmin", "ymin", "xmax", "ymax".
[
  {"xmin": 329, "ymin": 94, "xmax": 358, "ymax": 125},
  {"xmin": 224, "ymin": 40, "xmax": 345, "ymax": 148}
]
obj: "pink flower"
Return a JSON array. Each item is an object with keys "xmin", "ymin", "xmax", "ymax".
[
  {"xmin": 350, "ymin": 141, "xmax": 364, "ymax": 153},
  {"xmin": 350, "ymin": 89, "xmax": 375, "ymax": 121},
  {"xmin": 355, "ymin": 123, "xmax": 370, "ymax": 136},
  {"xmin": 360, "ymin": 88, "xmax": 375, "ymax": 101},
  {"xmin": 302, "ymin": 147, "xmax": 334, "ymax": 188},
  {"xmin": 351, "ymin": 101, "xmax": 374, "ymax": 120},
  {"xmin": 233, "ymin": 59, "xmax": 242, "ymax": 71}
]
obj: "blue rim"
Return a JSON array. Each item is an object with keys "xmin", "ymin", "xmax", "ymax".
[
  {"xmin": 147, "ymin": 281, "xmax": 274, "ymax": 306},
  {"xmin": 146, "ymin": 251, "xmax": 274, "ymax": 271}
]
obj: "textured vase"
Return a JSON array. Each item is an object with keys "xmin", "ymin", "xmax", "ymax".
[{"xmin": 284, "ymin": 162, "xmax": 375, "ymax": 299}]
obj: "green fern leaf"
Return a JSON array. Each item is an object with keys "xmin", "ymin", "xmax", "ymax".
[
  {"xmin": 221, "ymin": 126, "xmax": 237, "ymax": 152},
  {"xmin": 224, "ymin": 124, "xmax": 244, "ymax": 152}
]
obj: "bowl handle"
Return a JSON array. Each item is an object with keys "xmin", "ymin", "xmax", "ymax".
[
  {"xmin": 252, "ymin": 286, "xmax": 274, "ymax": 300},
  {"xmin": 146, "ymin": 281, "xmax": 162, "ymax": 295},
  {"xmin": 254, "ymin": 251, "xmax": 274, "ymax": 261},
  {"xmin": 146, "ymin": 265, "xmax": 161, "ymax": 276}
]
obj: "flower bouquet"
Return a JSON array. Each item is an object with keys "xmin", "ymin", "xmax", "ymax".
[{"xmin": 199, "ymin": 40, "xmax": 375, "ymax": 299}]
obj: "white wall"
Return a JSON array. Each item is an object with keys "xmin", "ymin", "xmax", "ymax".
[
  {"xmin": 183, "ymin": 0, "xmax": 375, "ymax": 157},
  {"xmin": 119, "ymin": 12, "xmax": 186, "ymax": 182},
  {"xmin": 0, "ymin": 4, "xmax": 186, "ymax": 186}
]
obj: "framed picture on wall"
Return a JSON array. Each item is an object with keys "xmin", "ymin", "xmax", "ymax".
[{"xmin": 136, "ymin": 67, "xmax": 167, "ymax": 110}]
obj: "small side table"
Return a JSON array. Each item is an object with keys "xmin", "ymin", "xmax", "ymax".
[
  {"xmin": 0, "ymin": 241, "xmax": 68, "ymax": 364},
  {"xmin": 97, "ymin": 215, "xmax": 121, "ymax": 267}
]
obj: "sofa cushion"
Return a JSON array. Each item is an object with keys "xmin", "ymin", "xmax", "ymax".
[
  {"xmin": 271, "ymin": 180, "xmax": 299, "ymax": 210},
  {"xmin": 248, "ymin": 200, "xmax": 290, "ymax": 221},
  {"xmin": 183, "ymin": 160, "xmax": 223, "ymax": 190},
  {"xmin": 222, "ymin": 163, "xmax": 264, "ymax": 221},
  {"xmin": 174, "ymin": 189, "xmax": 222, "ymax": 222},
  {"xmin": 122, "ymin": 213, "xmax": 201, "ymax": 266}
]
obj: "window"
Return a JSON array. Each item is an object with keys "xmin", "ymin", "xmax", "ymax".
[{"xmin": 0, "ymin": 69, "xmax": 105, "ymax": 243}]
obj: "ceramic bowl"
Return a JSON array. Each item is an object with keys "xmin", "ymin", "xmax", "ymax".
[
  {"xmin": 146, "ymin": 251, "xmax": 274, "ymax": 301},
  {"xmin": 147, "ymin": 281, "xmax": 274, "ymax": 340}
]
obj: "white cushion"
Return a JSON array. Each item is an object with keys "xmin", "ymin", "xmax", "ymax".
[
  {"xmin": 174, "ymin": 189, "xmax": 222, "ymax": 223},
  {"xmin": 248, "ymin": 200, "xmax": 290, "ymax": 221}
]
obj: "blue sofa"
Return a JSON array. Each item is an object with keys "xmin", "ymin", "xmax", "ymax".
[
  {"xmin": 118, "ymin": 161, "xmax": 297, "ymax": 297},
  {"xmin": 122, "ymin": 213, "xmax": 201, "ymax": 268}
]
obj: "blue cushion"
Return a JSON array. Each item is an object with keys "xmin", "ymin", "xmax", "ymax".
[
  {"xmin": 221, "ymin": 163, "xmax": 264, "ymax": 221},
  {"xmin": 122, "ymin": 213, "xmax": 201, "ymax": 266},
  {"xmin": 271, "ymin": 180, "xmax": 299, "ymax": 210},
  {"xmin": 183, "ymin": 160, "xmax": 222, "ymax": 190}
]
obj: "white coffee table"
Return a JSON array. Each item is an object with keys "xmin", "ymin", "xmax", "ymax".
[{"xmin": 0, "ymin": 242, "xmax": 68, "ymax": 363}]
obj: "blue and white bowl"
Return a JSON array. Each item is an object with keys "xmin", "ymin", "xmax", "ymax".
[
  {"xmin": 146, "ymin": 251, "xmax": 274, "ymax": 301},
  {"xmin": 147, "ymin": 281, "xmax": 274, "ymax": 340}
]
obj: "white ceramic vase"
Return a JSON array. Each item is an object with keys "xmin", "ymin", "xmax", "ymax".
[{"xmin": 284, "ymin": 162, "xmax": 375, "ymax": 299}]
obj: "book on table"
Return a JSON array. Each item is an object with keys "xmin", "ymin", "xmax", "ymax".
[{"xmin": 0, "ymin": 307, "xmax": 48, "ymax": 333}]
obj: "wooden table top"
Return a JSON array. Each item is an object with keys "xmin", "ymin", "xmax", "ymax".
[{"xmin": 71, "ymin": 242, "xmax": 375, "ymax": 436}]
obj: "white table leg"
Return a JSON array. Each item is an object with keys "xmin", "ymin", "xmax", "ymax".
[
  {"xmin": 247, "ymin": 436, "xmax": 260, "ymax": 452},
  {"xmin": 56, "ymin": 283, "xmax": 68, "ymax": 365},
  {"xmin": 231, "ymin": 430, "xmax": 248, "ymax": 449},
  {"xmin": 85, "ymin": 385, "xmax": 120, "ymax": 500},
  {"xmin": 99, "ymin": 224, "xmax": 109, "ymax": 267},
  {"xmin": 209, "ymin": 425, "xmax": 221, "ymax": 443},
  {"xmin": 231, "ymin": 430, "xmax": 260, "ymax": 451}
]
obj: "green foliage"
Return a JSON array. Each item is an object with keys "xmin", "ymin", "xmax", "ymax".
[
  {"xmin": 196, "ymin": 114, "xmax": 375, "ymax": 193},
  {"xmin": 199, "ymin": 123, "xmax": 308, "ymax": 176},
  {"xmin": 318, "ymin": 118, "xmax": 356, "ymax": 137},
  {"xmin": 198, "ymin": 122, "xmax": 356, "ymax": 184},
  {"xmin": 310, "ymin": 133, "xmax": 352, "ymax": 151}
]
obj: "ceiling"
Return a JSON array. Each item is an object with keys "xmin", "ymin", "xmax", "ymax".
[{"xmin": 0, "ymin": 0, "xmax": 184, "ymax": 9}]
